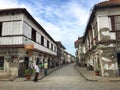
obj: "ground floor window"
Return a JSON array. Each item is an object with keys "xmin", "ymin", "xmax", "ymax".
[{"xmin": 0, "ymin": 56, "xmax": 4, "ymax": 70}]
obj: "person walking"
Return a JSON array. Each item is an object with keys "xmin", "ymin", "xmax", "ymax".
[
  {"xmin": 44, "ymin": 61, "xmax": 48, "ymax": 76},
  {"xmin": 39, "ymin": 62, "xmax": 43, "ymax": 72},
  {"xmin": 34, "ymin": 62, "xmax": 40, "ymax": 82}
]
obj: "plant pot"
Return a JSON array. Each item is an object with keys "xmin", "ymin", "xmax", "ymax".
[
  {"xmin": 24, "ymin": 68, "xmax": 34, "ymax": 80},
  {"xmin": 26, "ymin": 74, "xmax": 31, "ymax": 80},
  {"xmin": 95, "ymin": 71, "xmax": 99, "ymax": 76}
]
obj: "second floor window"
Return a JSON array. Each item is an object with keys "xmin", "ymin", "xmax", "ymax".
[
  {"xmin": 0, "ymin": 22, "xmax": 2, "ymax": 36},
  {"xmin": 93, "ymin": 22, "xmax": 98, "ymax": 38},
  {"xmin": 51, "ymin": 43, "xmax": 53, "ymax": 50},
  {"xmin": 114, "ymin": 16, "xmax": 120, "ymax": 30},
  {"xmin": 47, "ymin": 40, "xmax": 49, "ymax": 48},
  {"xmin": 31, "ymin": 28, "xmax": 36, "ymax": 42},
  {"xmin": 111, "ymin": 16, "xmax": 120, "ymax": 39},
  {"xmin": 54, "ymin": 46, "xmax": 57, "ymax": 52},
  {"xmin": 41, "ymin": 35, "xmax": 44, "ymax": 46},
  {"xmin": 93, "ymin": 22, "xmax": 98, "ymax": 45}
]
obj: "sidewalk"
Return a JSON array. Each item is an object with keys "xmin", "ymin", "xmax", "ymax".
[
  {"xmin": 75, "ymin": 65, "xmax": 120, "ymax": 82},
  {"xmin": 0, "ymin": 64, "xmax": 67, "ymax": 82}
]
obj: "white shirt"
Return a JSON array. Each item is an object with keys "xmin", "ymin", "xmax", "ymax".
[{"xmin": 34, "ymin": 65, "xmax": 40, "ymax": 73}]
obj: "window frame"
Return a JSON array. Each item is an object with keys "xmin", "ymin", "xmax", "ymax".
[
  {"xmin": 41, "ymin": 35, "xmax": 44, "ymax": 46},
  {"xmin": 0, "ymin": 22, "xmax": 2, "ymax": 36},
  {"xmin": 0, "ymin": 56, "xmax": 4, "ymax": 70},
  {"xmin": 51, "ymin": 43, "xmax": 53, "ymax": 50},
  {"xmin": 47, "ymin": 40, "xmax": 49, "ymax": 48},
  {"xmin": 31, "ymin": 28, "xmax": 36, "ymax": 42},
  {"xmin": 110, "ymin": 15, "xmax": 120, "ymax": 40}
]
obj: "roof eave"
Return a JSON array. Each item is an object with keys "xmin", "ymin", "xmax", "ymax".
[
  {"xmin": 82, "ymin": 4, "xmax": 120, "ymax": 43},
  {"xmin": 0, "ymin": 8, "xmax": 57, "ymax": 45}
]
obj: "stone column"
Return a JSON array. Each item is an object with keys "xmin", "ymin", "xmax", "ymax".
[{"xmin": 99, "ymin": 50, "xmax": 104, "ymax": 76}]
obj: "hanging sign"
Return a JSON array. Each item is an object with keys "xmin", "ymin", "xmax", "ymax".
[{"xmin": 24, "ymin": 44, "xmax": 34, "ymax": 50}]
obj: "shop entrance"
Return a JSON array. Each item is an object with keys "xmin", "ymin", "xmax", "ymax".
[
  {"xmin": 24, "ymin": 57, "xmax": 29, "ymax": 69},
  {"xmin": 18, "ymin": 57, "xmax": 29, "ymax": 77},
  {"xmin": 117, "ymin": 52, "xmax": 120, "ymax": 75}
]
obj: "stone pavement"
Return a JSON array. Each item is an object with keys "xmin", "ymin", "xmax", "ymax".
[
  {"xmin": 0, "ymin": 64, "xmax": 67, "ymax": 82},
  {"xmin": 75, "ymin": 65, "xmax": 120, "ymax": 82}
]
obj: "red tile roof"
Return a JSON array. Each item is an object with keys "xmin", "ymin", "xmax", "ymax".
[
  {"xmin": 83, "ymin": 0, "xmax": 120, "ymax": 42},
  {"xmin": 74, "ymin": 37, "xmax": 83, "ymax": 48},
  {"xmin": 95, "ymin": 0, "xmax": 120, "ymax": 8},
  {"xmin": 74, "ymin": 40, "xmax": 79, "ymax": 48}
]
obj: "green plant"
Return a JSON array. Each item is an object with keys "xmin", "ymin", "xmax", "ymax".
[
  {"xmin": 95, "ymin": 64, "xmax": 101, "ymax": 76},
  {"xmin": 96, "ymin": 64, "xmax": 101, "ymax": 71},
  {"xmin": 24, "ymin": 68, "xmax": 34, "ymax": 76}
]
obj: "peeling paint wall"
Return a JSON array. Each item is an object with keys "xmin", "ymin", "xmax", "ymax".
[
  {"xmin": 100, "ymin": 28, "xmax": 110, "ymax": 41},
  {"xmin": 79, "ymin": 7, "xmax": 120, "ymax": 77}
]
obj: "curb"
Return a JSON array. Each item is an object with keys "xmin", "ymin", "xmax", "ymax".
[
  {"xmin": 0, "ymin": 64, "xmax": 68, "ymax": 82},
  {"xmin": 109, "ymin": 80, "xmax": 120, "ymax": 82},
  {"xmin": 74, "ymin": 65, "xmax": 120, "ymax": 82},
  {"xmin": 74, "ymin": 65, "xmax": 98, "ymax": 82}
]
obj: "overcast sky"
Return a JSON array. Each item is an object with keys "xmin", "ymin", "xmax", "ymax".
[{"xmin": 0, "ymin": 0, "xmax": 105, "ymax": 55}]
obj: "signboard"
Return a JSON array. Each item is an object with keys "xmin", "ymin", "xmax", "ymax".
[{"xmin": 24, "ymin": 44, "xmax": 34, "ymax": 50}]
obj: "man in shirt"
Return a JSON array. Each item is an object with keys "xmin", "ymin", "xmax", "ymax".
[
  {"xmin": 44, "ymin": 61, "xmax": 48, "ymax": 76},
  {"xmin": 34, "ymin": 62, "xmax": 40, "ymax": 82}
]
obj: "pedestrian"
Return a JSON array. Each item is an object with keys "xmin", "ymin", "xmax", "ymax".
[
  {"xmin": 44, "ymin": 61, "xmax": 48, "ymax": 76},
  {"xmin": 34, "ymin": 62, "xmax": 40, "ymax": 82},
  {"xmin": 39, "ymin": 62, "xmax": 43, "ymax": 72}
]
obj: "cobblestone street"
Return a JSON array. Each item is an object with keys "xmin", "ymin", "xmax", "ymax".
[{"xmin": 0, "ymin": 64, "xmax": 120, "ymax": 90}]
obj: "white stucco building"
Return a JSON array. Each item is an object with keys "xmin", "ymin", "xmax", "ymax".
[
  {"xmin": 79, "ymin": 0, "xmax": 120, "ymax": 77},
  {"xmin": 0, "ymin": 8, "xmax": 57, "ymax": 78}
]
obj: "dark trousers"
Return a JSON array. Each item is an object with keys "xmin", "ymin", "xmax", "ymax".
[
  {"xmin": 44, "ymin": 69, "xmax": 47, "ymax": 76},
  {"xmin": 34, "ymin": 72, "xmax": 39, "ymax": 82}
]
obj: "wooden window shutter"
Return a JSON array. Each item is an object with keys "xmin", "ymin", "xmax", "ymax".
[
  {"xmin": 110, "ymin": 16, "xmax": 115, "ymax": 31},
  {"xmin": 114, "ymin": 16, "xmax": 120, "ymax": 30}
]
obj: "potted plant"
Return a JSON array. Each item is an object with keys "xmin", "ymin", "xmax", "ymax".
[
  {"xmin": 95, "ymin": 69, "xmax": 100, "ymax": 76},
  {"xmin": 95, "ymin": 65, "xmax": 101, "ymax": 76},
  {"xmin": 24, "ymin": 68, "xmax": 34, "ymax": 80}
]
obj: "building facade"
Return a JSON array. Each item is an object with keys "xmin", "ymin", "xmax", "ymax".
[
  {"xmin": 0, "ymin": 8, "xmax": 57, "ymax": 78},
  {"xmin": 74, "ymin": 37, "xmax": 86, "ymax": 66},
  {"xmin": 56, "ymin": 41, "xmax": 66, "ymax": 65},
  {"xmin": 64, "ymin": 51, "xmax": 75, "ymax": 64},
  {"xmin": 77, "ymin": 0, "xmax": 120, "ymax": 77},
  {"xmin": 74, "ymin": 37, "xmax": 80, "ymax": 65}
]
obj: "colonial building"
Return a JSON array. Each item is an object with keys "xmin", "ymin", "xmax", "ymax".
[
  {"xmin": 74, "ymin": 37, "xmax": 80, "ymax": 65},
  {"xmin": 0, "ymin": 8, "xmax": 57, "ymax": 78},
  {"xmin": 63, "ymin": 51, "xmax": 75, "ymax": 64},
  {"xmin": 56, "ymin": 41, "xmax": 66, "ymax": 65},
  {"xmin": 68, "ymin": 54, "xmax": 75, "ymax": 63},
  {"xmin": 74, "ymin": 37, "xmax": 86, "ymax": 66},
  {"xmin": 64, "ymin": 51, "xmax": 69, "ymax": 64},
  {"xmin": 78, "ymin": 0, "xmax": 120, "ymax": 77}
]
